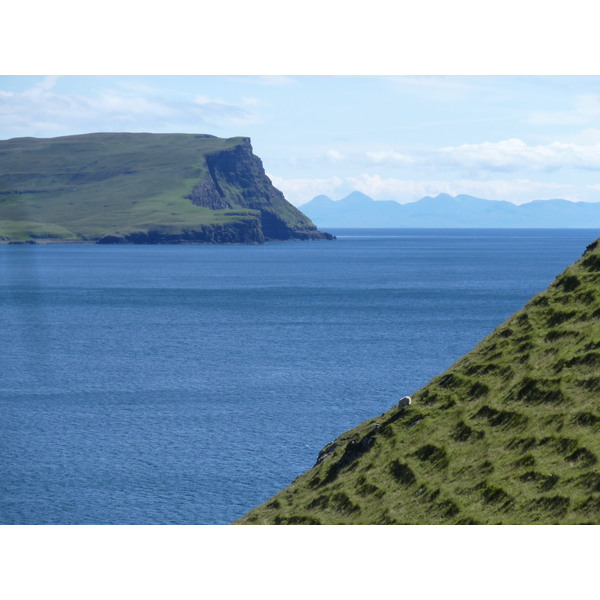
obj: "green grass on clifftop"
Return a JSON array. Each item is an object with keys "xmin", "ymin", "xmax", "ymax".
[
  {"xmin": 238, "ymin": 237, "xmax": 600, "ymax": 524},
  {"xmin": 0, "ymin": 133, "xmax": 239, "ymax": 240}
]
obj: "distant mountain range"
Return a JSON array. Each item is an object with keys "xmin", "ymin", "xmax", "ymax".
[{"xmin": 301, "ymin": 191, "xmax": 600, "ymax": 228}]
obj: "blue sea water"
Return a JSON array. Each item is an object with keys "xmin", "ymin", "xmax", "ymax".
[{"xmin": 1, "ymin": 228, "xmax": 599, "ymax": 524}]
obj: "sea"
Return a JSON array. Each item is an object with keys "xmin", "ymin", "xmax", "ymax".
[{"xmin": 1, "ymin": 228, "xmax": 599, "ymax": 525}]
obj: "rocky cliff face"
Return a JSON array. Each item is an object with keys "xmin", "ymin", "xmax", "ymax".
[{"xmin": 185, "ymin": 138, "xmax": 334, "ymax": 241}]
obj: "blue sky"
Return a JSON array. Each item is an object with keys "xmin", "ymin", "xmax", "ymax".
[{"xmin": 3, "ymin": 75, "xmax": 600, "ymax": 206}]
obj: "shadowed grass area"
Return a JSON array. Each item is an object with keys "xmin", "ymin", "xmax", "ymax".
[{"xmin": 237, "ymin": 238, "xmax": 600, "ymax": 524}]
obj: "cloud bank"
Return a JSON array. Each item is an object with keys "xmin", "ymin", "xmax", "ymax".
[
  {"xmin": 0, "ymin": 78, "xmax": 257, "ymax": 138},
  {"xmin": 294, "ymin": 138, "xmax": 600, "ymax": 175},
  {"xmin": 438, "ymin": 138, "xmax": 600, "ymax": 172}
]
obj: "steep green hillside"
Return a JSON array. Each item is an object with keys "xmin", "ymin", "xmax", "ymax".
[
  {"xmin": 0, "ymin": 133, "xmax": 332, "ymax": 243},
  {"xmin": 239, "ymin": 238, "xmax": 600, "ymax": 524}
]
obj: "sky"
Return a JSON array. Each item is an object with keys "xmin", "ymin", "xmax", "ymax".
[{"xmin": 4, "ymin": 75, "xmax": 600, "ymax": 207}]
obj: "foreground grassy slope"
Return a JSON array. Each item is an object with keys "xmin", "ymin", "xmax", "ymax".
[
  {"xmin": 239, "ymin": 238, "xmax": 600, "ymax": 524},
  {"xmin": 0, "ymin": 133, "xmax": 328, "ymax": 243}
]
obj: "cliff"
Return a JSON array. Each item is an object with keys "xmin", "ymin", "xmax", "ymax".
[
  {"xmin": 0, "ymin": 133, "xmax": 333, "ymax": 244},
  {"xmin": 238, "ymin": 237, "xmax": 600, "ymax": 524}
]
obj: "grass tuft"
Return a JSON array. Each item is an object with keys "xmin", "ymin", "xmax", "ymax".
[{"xmin": 389, "ymin": 460, "xmax": 417, "ymax": 486}]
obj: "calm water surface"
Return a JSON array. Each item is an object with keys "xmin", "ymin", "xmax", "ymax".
[{"xmin": 1, "ymin": 229, "xmax": 598, "ymax": 524}]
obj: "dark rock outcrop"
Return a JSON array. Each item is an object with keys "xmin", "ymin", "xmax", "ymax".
[
  {"xmin": 97, "ymin": 219, "xmax": 265, "ymax": 245},
  {"xmin": 185, "ymin": 174, "xmax": 231, "ymax": 210},
  {"xmin": 186, "ymin": 138, "xmax": 335, "ymax": 242}
]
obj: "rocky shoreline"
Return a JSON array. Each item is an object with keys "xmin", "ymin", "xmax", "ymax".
[{"xmin": 2, "ymin": 222, "xmax": 335, "ymax": 245}]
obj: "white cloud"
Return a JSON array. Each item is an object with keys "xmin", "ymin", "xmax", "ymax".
[
  {"xmin": 95, "ymin": 91, "xmax": 174, "ymax": 117},
  {"xmin": 0, "ymin": 79, "xmax": 258, "ymax": 138},
  {"xmin": 267, "ymin": 174, "xmax": 344, "ymax": 206},
  {"xmin": 324, "ymin": 149, "xmax": 346, "ymax": 162},
  {"xmin": 437, "ymin": 138, "xmax": 600, "ymax": 172},
  {"xmin": 292, "ymin": 138, "xmax": 600, "ymax": 178}
]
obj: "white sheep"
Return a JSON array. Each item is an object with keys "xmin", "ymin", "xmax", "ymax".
[{"xmin": 398, "ymin": 396, "xmax": 412, "ymax": 408}]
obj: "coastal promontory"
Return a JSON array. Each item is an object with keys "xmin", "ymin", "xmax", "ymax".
[
  {"xmin": 238, "ymin": 237, "xmax": 600, "ymax": 524},
  {"xmin": 0, "ymin": 132, "xmax": 333, "ymax": 244}
]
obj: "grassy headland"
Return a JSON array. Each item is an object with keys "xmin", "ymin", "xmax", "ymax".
[
  {"xmin": 238, "ymin": 237, "xmax": 600, "ymax": 524},
  {"xmin": 0, "ymin": 133, "xmax": 331, "ymax": 243}
]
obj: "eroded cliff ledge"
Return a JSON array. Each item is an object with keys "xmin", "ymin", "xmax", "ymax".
[{"xmin": 184, "ymin": 137, "xmax": 334, "ymax": 242}]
